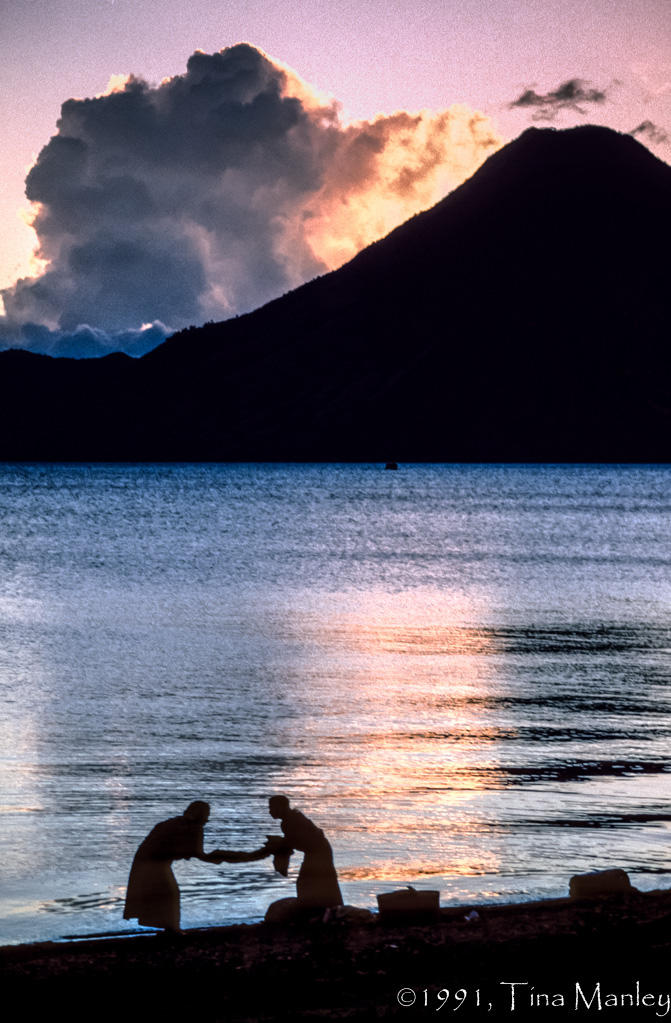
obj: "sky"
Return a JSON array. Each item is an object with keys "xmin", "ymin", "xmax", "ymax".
[{"xmin": 1, "ymin": 0, "xmax": 669, "ymax": 356}]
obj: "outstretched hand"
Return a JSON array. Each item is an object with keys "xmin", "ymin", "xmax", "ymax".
[
  {"xmin": 262, "ymin": 835, "xmax": 294, "ymax": 876},
  {"xmin": 262, "ymin": 834, "xmax": 293, "ymax": 854},
  {"xmin": 209, "ymin": 836, "xmax": 293, "ymax": 865},
  {"xmin": 211, "ymin": 847, "xmax": 273, "ymax": 863},
  {"xmin": 212, "ymin": 850, "xmax": 245, "ymax": 863},
  {"xmin": 209, "ymin": 849, "xmax": 241, "ymax": 863}
]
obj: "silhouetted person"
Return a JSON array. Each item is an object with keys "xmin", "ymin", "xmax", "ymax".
[
  {"xmin": 123, "ymin": 800, "xmax": 253, "ymax": 933},
  {"xmin": 268, "ymin": 795, "xmax": 343, "ymax": 909}
]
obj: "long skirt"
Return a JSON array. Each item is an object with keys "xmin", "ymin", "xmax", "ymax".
[
  {"xmin": 123, "ymin": 855, "xmax": 180, "ymax": 930},
  {"xmin": 296, "ymin": 844, "xmax": 343, "ymax": 908}
]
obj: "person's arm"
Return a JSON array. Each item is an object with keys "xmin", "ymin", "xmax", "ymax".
[
  {"xmin": 192, "ymin": 834, "xmax": 245, "ymax": 863},
  {"xmin": 209, "ymin": 835, "xmax": 293, "ymax": 864},
  {"xmin": 198, "ymin": 849, "xmax": 233, "ymax": 863},
  {"xmin": 208, "ymin": 847, "xmax": 270, "ymax": 863},
  {"xmin": 186, "ymin": 823, "xmax": 226, "ymax": 863},
  {"xmin": 264, "ymin": 833, "xmax": 294, "ymax": 854}
]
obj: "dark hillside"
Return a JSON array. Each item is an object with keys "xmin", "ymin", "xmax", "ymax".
[{"xmin": 1, "ymin": 126, "xmax": 669, "ymax": 460}]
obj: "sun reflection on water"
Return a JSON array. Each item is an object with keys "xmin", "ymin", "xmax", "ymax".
[{"xmin": 273, "ymin": 588, "xmax": 515, "ymax": 886}]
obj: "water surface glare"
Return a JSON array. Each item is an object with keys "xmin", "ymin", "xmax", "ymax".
[{"xmin": 0, "ymin": 463, "xmax": 669, "ymax": 943}]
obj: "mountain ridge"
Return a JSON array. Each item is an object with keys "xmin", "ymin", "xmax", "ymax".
[{"xmin": 1, "ymin": 125, "xmax": 670, "ymax": 460}]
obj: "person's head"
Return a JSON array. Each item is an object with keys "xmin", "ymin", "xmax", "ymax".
[
  {"xmin": 268, "ymin": 794, "xmax": 290, "ymax": 819},
  {"xmin": 184, "ymin": 800, "xmax": 210, "ymax": 824}
]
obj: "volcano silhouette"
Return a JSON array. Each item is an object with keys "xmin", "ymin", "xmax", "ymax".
[{"xmin": 1, "ymin": 125, "xmax": 670, "ymax": 460}]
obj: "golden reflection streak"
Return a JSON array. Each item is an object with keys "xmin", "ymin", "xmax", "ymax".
[
  {"xmin": 282, "ymin": 590, "xmax": 515, "ymax": 884},
  {"xmin": 340, "ymin": 856, "xmax": 499, "ymax": 882}
]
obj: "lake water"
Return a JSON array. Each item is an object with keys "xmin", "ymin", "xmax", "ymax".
[{"xmin": 0, "ymin": 463, "xmax": 669, "ymax": 945}]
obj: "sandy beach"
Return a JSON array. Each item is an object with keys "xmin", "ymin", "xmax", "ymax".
[{"xmin": 3, "ymin": 889, "xmax": 670, "ymax": 1021}]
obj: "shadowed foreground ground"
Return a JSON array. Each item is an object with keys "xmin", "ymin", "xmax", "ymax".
[{"xmin": 2, "ymin": 890, "xmax": 670, "ymax": 1021}]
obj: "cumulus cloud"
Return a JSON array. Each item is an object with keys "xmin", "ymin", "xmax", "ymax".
[
  {"xmin": 629, "ymin": 120, "xmax": 669, "ymax": 146},
  {"xmin": 0, "ymin": 43, "xmax": 501, "ymax": 357},
  {"xmin": 510, "ymin": 78, "xmax": 609, "ymax": 121}
]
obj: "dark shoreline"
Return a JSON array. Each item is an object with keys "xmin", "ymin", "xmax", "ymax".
[{"xmin": 3, "ymin": 889, "xmax": 670, "ymax": 1021}]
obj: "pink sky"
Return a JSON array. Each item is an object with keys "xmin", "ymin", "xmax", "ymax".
[{"xmin": 1, "ymin": 0, "xmax": 669, "ymax": 349}]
